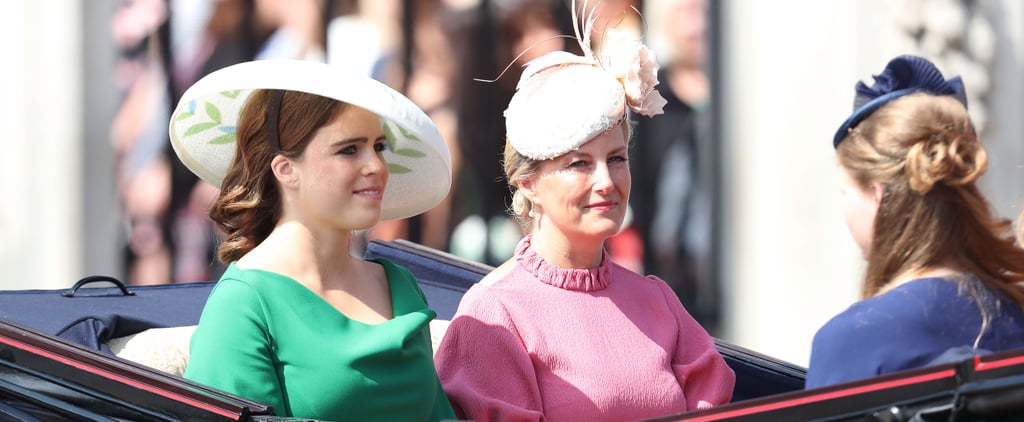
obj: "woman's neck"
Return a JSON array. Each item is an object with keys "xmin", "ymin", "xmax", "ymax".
[
  {"xmin": 238, "ymin": 220, "xmax": 357, "ymax": 288},
  {"xmin": 528, "ymin": 229, "xmax": 605, "ymax": 269},
  {"xmin": 878, "ymin": 259, "xmax": 965, "ymax": 295}
]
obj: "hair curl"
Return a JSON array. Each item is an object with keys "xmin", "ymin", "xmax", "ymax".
[
  {"xmin": 208, "ymin": 90, "xmax": 347, "ymax": 263},
  {"xmin": 837, "ymin": 93, "xmax": 1024, "ymax": 308},
  {"xmin": 503, "ymin": 141, "xmax": 543, "ymax": 227}
]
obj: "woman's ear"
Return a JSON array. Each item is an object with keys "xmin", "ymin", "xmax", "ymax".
[
  {"xmin": 871, "ymin": 182, "xmax": 884, "ymax": 205},
  {"xmin": 516, "ymin": 178, "xmax": 537, "ymax": 203},
  {"xmin": 271, "ymin": 155, "xmax": 298, "ymax": 189}
]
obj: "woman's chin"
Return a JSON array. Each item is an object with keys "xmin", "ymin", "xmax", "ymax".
[
  {"xmin": 583, "ymin": 219, "xmax": 625, "ymax": 240},
  {"xmin": 346, "ymin": 212, "xmax": 383, "ymax": 232}
]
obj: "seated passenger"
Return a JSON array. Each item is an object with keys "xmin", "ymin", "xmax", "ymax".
[
  {"xmin": 168, "ymin": 60, "xmax": 455, "ymax": 420},
  {"xmin": 807, "ymin": 55, "xmax": 1024, "ymax": 389},
  {"xmin": 432, "ymin": 5, "xmax": 735, "ymax": 420}
]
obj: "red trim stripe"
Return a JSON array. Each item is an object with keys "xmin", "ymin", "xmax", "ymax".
[
  {"xmin": 0, "ymin": 335, "xmax": 239, "ymax": 419},
  {"xmin": 683, "ymin": 370, "xmax": 955, "ymax": 421},
  {"xmin": 974, "ymin": 355, "xmax": 1024, "ymax": 372}
]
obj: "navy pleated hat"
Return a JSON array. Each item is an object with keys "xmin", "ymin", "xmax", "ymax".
[{"xmin": 833, "ymin": 55, "xmax": 968, "ymax": 148}]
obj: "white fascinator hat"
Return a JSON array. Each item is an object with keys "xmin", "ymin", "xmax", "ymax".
[
  {"xmin": 504, "ymin": 0, "xmax": 667, "ymax": 160},
  {"xmin": 168, "ymin": 59, "xmax": 452, "ymax": 221}
]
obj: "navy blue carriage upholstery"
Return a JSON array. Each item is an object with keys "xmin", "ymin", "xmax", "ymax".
[{"xmin": 0, "ymin": 278, "xmax": 214, "ymax": 352}]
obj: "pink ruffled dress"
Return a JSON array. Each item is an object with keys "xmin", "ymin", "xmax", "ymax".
[{"xmin": 435, "ymin": 236, "xmax": 735, "ymax": 421}]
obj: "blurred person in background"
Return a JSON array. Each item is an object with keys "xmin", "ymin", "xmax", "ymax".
[
  {"xmin": 253, "ymin": 0, "xmax": 327, "ymax": 60},
  {"xmin": 445, "ymin": 0, "xmax": 573, "ymax": 265},
  {"xmin": 168, "ymin": 0, "xmax": 254, "ymax": 285},
  {"xmin": 629, "ymin": 0, "xmax": 719, "ymax": 328},
  {"xmin": 110, "ymin": 0, "xmax": 173, "ymax": 285},
  {"xmin": 402, "ymin": 0, "xmax": 462, "ymax": 251},
  {"xmin": 114, "ymin": 0, "xmax": 336, "ymax": 285},
  {"xmin": 807, "ymin": 55, "xmax": 1024, "ymax": 388}
]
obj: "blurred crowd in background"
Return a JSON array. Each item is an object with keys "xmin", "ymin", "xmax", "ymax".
[{"xmin": 109, "ymin": 0, "xmax": 722, "ymax": 329}]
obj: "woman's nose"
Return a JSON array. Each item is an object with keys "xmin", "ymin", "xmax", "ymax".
[
  {"xmin": 364, "ymin": 151, "xmax": 388, "ymax": 176},
  {"xmin": 593, "ymin": 162, "xmax": 613, "ymax": 193}
]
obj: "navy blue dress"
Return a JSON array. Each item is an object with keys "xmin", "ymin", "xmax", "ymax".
[{"xmin": 806, "ymin": 277, "xmax": 1024, "ymax": 389}]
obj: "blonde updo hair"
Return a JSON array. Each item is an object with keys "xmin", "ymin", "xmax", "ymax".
[
  {"xmin": 503, "ymin": 141, "xmax": 543, "ymax": 226},
  {"xmin": 837, "ymin": 93, "xmax": 1024, "ymax": 305},
  {"xmin": 503, "ymin": 121, "xmax": 633, "ymax": 230}
]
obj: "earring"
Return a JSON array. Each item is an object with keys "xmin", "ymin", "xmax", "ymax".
[{"xmin": 528, "ymin": 201, "xmax": 535, "ymax": 218}]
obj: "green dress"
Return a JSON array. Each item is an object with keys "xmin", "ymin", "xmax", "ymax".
[{"xmin": 184, "ymin": 258, "xmax": 455, "ymax": 421}]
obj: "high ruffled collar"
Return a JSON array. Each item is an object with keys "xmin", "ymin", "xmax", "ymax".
[{"xmin": 515, "ymin": 236, "xmax": 612, "ymax": 292}]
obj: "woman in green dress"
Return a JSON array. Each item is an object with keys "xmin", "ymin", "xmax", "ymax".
[{"xmin": 168, "ymin": 60, "xmax": 455, "ymax": 421}]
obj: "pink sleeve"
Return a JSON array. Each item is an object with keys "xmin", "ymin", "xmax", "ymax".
[
  {"xmin": 654, "ymin": 277, "xmax": 736, "ymax": 409},
  {"xmin": 434, "ymin": 285, "xmax": 545, "ymax": 422}
]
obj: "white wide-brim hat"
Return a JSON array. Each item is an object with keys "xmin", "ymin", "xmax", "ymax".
[{"xmin": 168, "ymin": 59, "xmax": 452, "ymax": 221}]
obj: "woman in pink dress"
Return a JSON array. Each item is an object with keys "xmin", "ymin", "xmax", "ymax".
[{"xmin": 433, "ymin": 3, "xmax": 735, "ymax": 420}]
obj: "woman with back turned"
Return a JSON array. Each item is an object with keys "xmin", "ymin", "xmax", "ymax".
[{"xmin": 808, "ymin": 55, "xmax": 1024, "ymax": 388}]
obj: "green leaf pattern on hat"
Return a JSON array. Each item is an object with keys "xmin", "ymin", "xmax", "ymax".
[
  {"xmin": 173, "ymin": 91, "xmax": 241, "ymax": 146},
  {"xmin": 168, "ymin": 60, "xmax": 451, "ymax": 222},
  {"xmin": 175, "ymin": 89, "xmax": 429, "ymax": 175},
  {"xmin": 382, "ymin": 120, "xmax": 427, "ymax": 175}
]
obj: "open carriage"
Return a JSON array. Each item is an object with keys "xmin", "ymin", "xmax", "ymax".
[{"xmin": 0, "ymin": 239, "xmax": 1021, "ymax": 421}]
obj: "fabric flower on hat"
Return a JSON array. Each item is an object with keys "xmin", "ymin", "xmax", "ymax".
[
  {"xmin": 852, "ymin": 55, "xmax": 965, "ymax": 110},
  {"xmin": 600, "ymin": 28, "xmax": 666, "ymax": 117},
  {"xmin": 833, "ymin": 55, "xmax": 968, "ymax": 147},
  {"xmin": 503, "ymin": 0, "xmax": 667, "ymax": 160}
]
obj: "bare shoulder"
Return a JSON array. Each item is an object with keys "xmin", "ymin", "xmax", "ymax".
[{"xmin": 479, "ymin": 259, "xmax": 517, "ymax": 286}]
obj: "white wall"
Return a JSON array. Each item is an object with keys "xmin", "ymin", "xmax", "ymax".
[
  {"xmin": 0, "ymin": 1, "xmax": 83, "ymax": 290},
  {"xmin": 980, "ymin": 1, "xmax": 1024, "ymax": 220},
  {"xmin": 720, "ymin": 0, "xmax": 863, "ymax": 367}
]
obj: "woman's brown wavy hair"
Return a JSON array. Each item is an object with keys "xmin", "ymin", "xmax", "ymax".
[
  {"xmin": 208, "ymin": 89, "xmax": 348, "ymax": 263},
  {"xmin": 837, "ymin": 93, "xmax": 1024, "ymax": 309}
]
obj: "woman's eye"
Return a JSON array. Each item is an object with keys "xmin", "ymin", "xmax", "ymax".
[
  {"xmin": 338, "ymin": 145, "xmax": 357, "ymax": 155},
  {"xmin": 373, "ymin": 142, "xmax": 387, "ymax": 152},
  {"xmin": 609, "ymin": 155, "xmax": 628, "ymax": 164},
  {"xmin": 568, "ymin": 160, "xmax": 588, "ymax": 168}
]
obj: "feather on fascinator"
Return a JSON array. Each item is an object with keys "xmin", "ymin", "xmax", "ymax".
[
  {"xmin": 504, "ymin": 0, "xmax": 667, "ymax": 160},
  {"xmin": 833, "ymin": 55, "xmax": 968, "ymax": 148}
]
